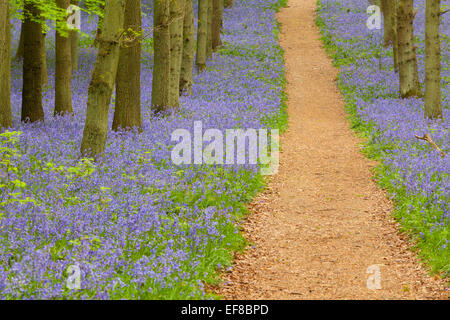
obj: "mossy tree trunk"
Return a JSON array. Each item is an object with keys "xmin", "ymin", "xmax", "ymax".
[
  {"xmin": 55, "ymin": 0, "xmax": 73, "ymax": 116},
  {"xmin": 424, "ymin": 0, "xmax": 442, "ymax": 119},
  {"xmin": 381, "ymin": 0, "xmax": 393, "ymax": 47},
  {"xmin": 196, "ymin": 0, "xmax": 208, "ymax": 71},
  {"xmin": 21, "ymin": 1, "xmax": 44, "ymax": 123},
  {"xmin": 152, "ymin": 0, "xmax": 171, "ymax": 112},
  {"xmin": 397, "ymin": 0, "xmax": 420, "ymax": 98},
  {"xmin": 206, "ymin": 0, "xmax": 213, "ymax": 58},
  {"xmin": 180, "ymin": 0, "xmax": 195, "ymax": 94},
  {"xmin": 169, "ymin": 0, "xmax": 184, "ymax": 108},
  {"xmin": 80, "ymin": 0, "xmax": 126, "ymax": 156},
  {"xmin": 212, "ymin": 0, "xmax": 223, "ymax": 51},
  {"xmin": 113, "ymin": 0, "xmax": 142, "ymax": 130},
  {"xmin": 0, "ymin": 0, "xmax": 11, "ymax": 128},
  {"xmin": 70, "ymin": 0, "xmax": 79, "ymax": 72}
]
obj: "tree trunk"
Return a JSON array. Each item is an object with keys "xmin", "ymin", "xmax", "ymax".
[
  {"xmin": 0, "ymin": 0, "xmax": 11, "ymax": 128},
  {"xmin": 93, "ymin": 3, "xmax": 105, "ymax": 47},
  {"xmin": 212, "ymin": 0, "xmax": 223, "ymax": 51},
  {"xmin": 80, "ymin": 0, "xmax": 126, "ymax": 156},
  {"xmin": 15, "ymin": 23, "xmax": 24, "ymax": 61},
  {"xmin": 381, "ymin": 0, "xmax": 393, "ymax": 47},
  {"xmin": 206, "ymin": 0, "xmax": 213, "ymax": 58},
  {"xmin": 70, "ymin": 0, "xmax": 79, "ymax": 72},
  {"xmin": 397, "ymin": 0, "xmax": 420, "ymax": 98},
  {"xmin": 224, "ymin": 0, "xmax": 233, "ymax": 8},
  {"xmin": 55, "ymin": 0, "xmax": 73, "ymax": 116},
  {"xmin": 424, "ymin": 0, "xmax": 442, "ymax": 119},
  {"xmin": 180, "ymin": 0, "xmax": 195, "ymax": 95},
  {"xmin": 152, "ymin": 0, "xmax": 170, "ymax": 112},
  {"xmin": 391, "ymin": 0, "xmax": 399, "ymax": 71},
  {"xmin": 16, "ymin": 20, "xmax": 48, "ymax": 85},
  {"xmin": 21, "ymin": 1, "xmax": 44, "ymax": 123},
  {"xmin": 196, "ymin": 0, "xmax": 208, "ymax": 71},
  {"xmin": 41, "ymin": 31, "xmax": 49, "ymax": 86},
  {"xmin": 169, "ymin": 0, "xmax": 184, "ymax": 109},
  {"xmin": 113, "ymin": 0, "xmax": 142, "ymax": 130}
]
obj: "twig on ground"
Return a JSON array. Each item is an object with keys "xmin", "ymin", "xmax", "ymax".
[{"xmin": 414, "ymin": 134, "xmax": 447, "ymax": 158}]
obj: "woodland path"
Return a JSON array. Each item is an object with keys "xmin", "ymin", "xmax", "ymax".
[{"xmin": 215, "ymin": 0, "xmax": 448, "ymax": 299}]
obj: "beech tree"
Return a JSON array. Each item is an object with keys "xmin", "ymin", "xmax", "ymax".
[
  {"xmin": 169, "ymin": 0, "xmax": 184, "ymax": 108},
  {"xmin": 212, "ymin": 0, "xmax": 223, "ymax": 51},
  {"xmin": 113, "ymin": 0, "xmax": 142, "ymax": 130},
  {"xmin": 21, "ymin": 1, "xmax": 45, "ymax": 123},
  {"xmin": 70, "ymin": 0, "xmax": 79, "ymax": 72},
  {"xmin": 81, "ymin": 0, "xmax": 126, "ymax": 156},
  {"xmin": 424, "ymin": 0, "xmax": 443, "ymax": 119},
  {"xmin": 0, "ymin": 0, "xmax": 11, "ymax": 128},
  {"xmin": 196, "ymin": 0, "xmax": 208, "ymax": 71},
  {"xmin": 55, "ymin": 0, "xmax": 73, "ymax": 116},
  {"xmin": 152, "ymin": 0, "xmax": 171, "ymax": 112},
  {"xmin": 206, "ymin": 0, "xmax": 213, "ymax": 58},
  {"xmin": 396, "ymin": 0, "xmax": 420, "ymax": 98},
  {"xmin": 180, "ymin": 0, "xmax": 195, "ymax": 94}
]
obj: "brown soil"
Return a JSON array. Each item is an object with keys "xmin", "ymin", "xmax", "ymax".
[{"xmin": 214, "ymin": 0, "xmax": 448, "ymax": 299}]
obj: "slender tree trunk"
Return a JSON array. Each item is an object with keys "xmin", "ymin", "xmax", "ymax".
[
  {"xmin": 81, "ymin": 0, "xmax": 126, "ymax": 156},
  {"xmin": 391, "ymin": 0, "xmax": 399, "ymax": 71},
  {"xmin": 55, "ymin": 0, "xmax": 73, "ymax": 116},
  {"xmin": 113, "ymin": 0, "xmax": 142, "ymax": 130},
  {"xmin": 224, "ymin": 0, "xmax": 233, "ymax": 8},
  {"xmin": 0, "ymin": 0, "xmax": 11, "ymax": 128},
  {"xmin": 196, "ymin": 0, "xmax": 208, "ymax": 71},
  {"xmin": 381, "ymin": 0, "xmax": 393, "ymax": 47},
  {"xmin": 397, "ymin": 0, "xmax": 420, "ymax": 98},
  {"xmin": 21, "ymin": 1, "xmax": 44, "ymax": 123},
  {"xmin": 424, "ymin": 0, "xmax": 442, "ymax": 119},
  {"xmin": 41, "ymin": 31, "xmax": 49, "ymax": 86},
  {"xmin": 180, "ymin": 0, "xmax": 195, "ymax": 94},
  {"xmin": 70, "ymin": 0, "xmax": 79, "ymax": 72},
  {"xmin": 15, "ymin": 23, "xmax": 24, "ymax": 61},
  {"xmin": 206, "ymin": 0, "xmax": 213, "ymax": 58},
  {"xmin": 169, "ymin": 0, "xmax": 184, "ymax": 108},
  {"xmin": 152, "ymin": 0, "xmax": 170, "ymax": 112},
  {"xmin": 212, "ymin": 0, "xmax": 223, "ymax": 51}
]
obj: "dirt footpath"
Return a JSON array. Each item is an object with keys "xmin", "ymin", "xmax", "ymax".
[{"xmin": 215, "ymin": 0, "xmax": 448, "ymax": 299}]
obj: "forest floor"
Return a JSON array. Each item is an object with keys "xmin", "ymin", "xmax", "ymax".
[{"xmin": 214, "ymin": 0, "xmax": 448, "ymax": 299}]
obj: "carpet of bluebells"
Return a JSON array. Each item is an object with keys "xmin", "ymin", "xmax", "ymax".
[
  {"xmin": 0, "ymin": 0, "xmax": 287, "ymax": 299},
  {"xmin": 317, "ymin": 0, "xmax": 449, "ymax": 274}
]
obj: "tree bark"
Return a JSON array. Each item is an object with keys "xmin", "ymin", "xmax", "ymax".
[
  {"xmin": 41, "ymin": 30, "xmax": 49, "ymax": 86},
  {"xmin": 151, "ymin": 0, "xmax": 171, "ymax": 112},
  {"xmin": 397, "ymin": 0, "xmax": 420, "ymax": 98},
  {"xmin": 224, "ymin": 0, "xmax": 233, "ymax": 8},
  {"xmin": 206, "ymin": 0, "xmax": 213, "ymax": 58},
  {"xmin": 212, "ymin": 0, "xmax": 223, "ymax": 51},
  {"xmin": 391, "ymin": 0, "xmax": 399, "ymax": 71},
  {"xmin": 113, "ymin": 0, "xmax": 142, "ymax": 130},
  {"xmin": 424, "ymin": 0, "xmax": 442, "ymax": 119},
  {"xmin": 169, "ymin": 0, "xmax": 184, "ymax": 108},
  {"xmin": 55, "ymin": 0, "xmax": 73, "ymax": 116},
  {"xmin": 81, "ymin": 0, "xmax": 126, "ymax": 156},
  {"xmin": 0, "ymin": 0, "xmax": 11, "ymax": 128},
  {"xmin": 381, "ymin": 0, "xmax": 393, "ymax": 47},
  {"xmin": 196, "ymin": 0, "xmax": 208, "ymax": 71},
  {"xmin": 15, "ymin": 23, "xmax": 24, "ymax": 61},
  {"xmin": 21, "ymin": 1, "xmax": 44, "ymax": 123},
  {"xmin": 180, "ymin": 0, "xmax": 195, "ymax": 95},
  {"xmin": 70, "ymin": 0, "xmax": 79, "ymax": 72}
]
